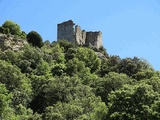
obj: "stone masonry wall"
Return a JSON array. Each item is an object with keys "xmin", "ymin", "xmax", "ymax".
[
  {"xmin": 86, "ymin": 31, "xmax": 102, "ymax": 49},
  {"xmin": 57, "ymin": 20, "xmax": 75, "ymax": 43},
  {"xmin": 75, "ymin": 25, "xmax": 86, "ymax": 45},
  {"xmin": 57, "ymin": 20, "xmax": 102, "ymax": 48}
]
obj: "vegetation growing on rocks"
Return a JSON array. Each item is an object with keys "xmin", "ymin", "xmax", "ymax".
[{"xmin": 0, "ymin": 20, "xmax": 159, "ymax": 120}]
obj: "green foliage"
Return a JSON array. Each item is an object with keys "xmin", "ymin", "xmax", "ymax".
[
  {"xmin": 66, "ymin": 57, "xmax": 87, "ymax": 76},
  {"xmin": 14, "ymin": 104, "xmax": 42, "ymax": 120},
  {"xmin": 0, "ymin": 60, "xmax": 32, "ymax": 106},
  {"xmin": 0, "ymin": 84, "xmax": 15, "ymax": 120},
  {"xmin": 75, "ymin": 47, "xmax": 101, "ymax": 73},
  {"xmin": 100, "ymin": 56, "xmax": 121, "ymax": 76},
  {"xmin": 0, "ymin": 21, "xmax": 159, "ymax": 119},
  {"xmin": 0, "ymin": 49, "xmax": 21, "ymax": 65},
  {"xmin": 1, "ymin": 20, "xmax": 21, "ymax": 35},
  {"xmin": 27, "ymin": 31, "xmax": 43, "ymax": 48},
  {"xmin": 0, "ymin": 20, "xmax": 27, "ymax": 39},
  {"xmin": 51, "ymin": 63, "xmax": 66, "ymax": 76},
  {"xmin": 98, "ymin": 46, "xmax": 108, "ymax": 57},
  {"xmin": 20, "ymin": 31, "xmax": 27, "ymax": 39},
  {"xmin": 106, "ymin": 83, "xmax": 160, "ymax": 120},
  {"xmin": 0, "ymin": 26, "xmax": 10, "ymax": 34},
  {"xmin": 51, "ymin": 44, "xmax": 65, "ymax": 63},
  {"xmin": 21, "ymin": 45, "xmax": 43, "ymax": 71},
  {"xmin": 139, "ymin": 77, "xmax": 160, "ymax": 94},
  {"xmin": 133, "ymin": 69, "xmax": 155, "ymax": 80},
  {"xmin": 118, "ymin": 57, "xmax": 152, "ymax": 77},
  {"xmin": 58, "ymin": 39, "xmax": 75, "ymax": 52},
  {"xmin": 42, "ymin": 82, "xmax": 107, "ymax": 120},
  {"xmin": 94, "ymin": 72, "xmax": 133, "ymax": 104},
  {"xmin": 43, "ymin": 102, "xmax": 83, "ymax": 120},
  {"xmin": 66, "ymin": 57, "xmax": 98, "ymax": 85},
  {"xmin": 34, "ymin": 59, "xmax": 50, "ymax": 76},
  {"xmin": 29, "ymin": 76, "xmax": 107, "ymax": 118},
  {"xmin": 43, "ymin": 76, "xmax": 92, "ymax": 106},
  {"xmin": 65, "ymin": 48, "xmax": 77, "ymax": 61}
]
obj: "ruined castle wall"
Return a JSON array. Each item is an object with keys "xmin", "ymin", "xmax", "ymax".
[
  {"xmin": 57, "ymin": 20, "xmax": 102, "ymax": 49},
  {"xmin": 57, "ymin": 20, "xmax": 75, "ymax": 43},
  {"xmin": 75, "ymin": 25, "xmax": 86, "ymax": 45},
  {"xmin": 82, "ymin": 30, "xmax": 86, "ymax": 44},
  {"xmin": 86, "ymin": 31, "xmax": 102, "ymax": 48}
]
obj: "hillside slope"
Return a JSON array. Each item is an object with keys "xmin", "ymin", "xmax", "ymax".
[{"xmin": 0, "ymin": 20, "xmax": 160, "ymax": 120}]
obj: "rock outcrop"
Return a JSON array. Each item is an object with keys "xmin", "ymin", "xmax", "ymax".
[{"xmin": 0, "ymin": 33, "xmax": 27, "ymax": 51}]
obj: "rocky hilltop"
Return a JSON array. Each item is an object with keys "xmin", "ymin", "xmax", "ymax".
[{"xmin": 0, "ymin": 33, "xmax": 27, "ymax": 51}]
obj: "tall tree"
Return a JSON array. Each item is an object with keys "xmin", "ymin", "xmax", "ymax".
[{"xmin": 27, "ymin": 31, "xmax": 43, "ymax": 48}]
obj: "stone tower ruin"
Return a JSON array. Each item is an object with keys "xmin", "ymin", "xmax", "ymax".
[{"xmin": 57, "ymin": 20, "xmax": 102, "ymax": 48}]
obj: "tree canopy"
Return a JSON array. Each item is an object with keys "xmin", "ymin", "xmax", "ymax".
[
  {"xmin": 0, "ymin": 20, "xmax": 159, "ymax": 119},
  {"xmin": 27, "ymin": 31, "xmax": 43, "ymax": 48},
  {"xmin": 0, "ymin": 20, "xmax": 26, "ymax": 39}
]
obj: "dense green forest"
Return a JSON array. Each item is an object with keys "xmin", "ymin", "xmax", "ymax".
[{"xmin": 0, "ymin": 20, "xmax": 160, "ymax": 120}]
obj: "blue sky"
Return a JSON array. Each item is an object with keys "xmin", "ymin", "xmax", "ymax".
[{"xmin": 0, "ymin": 0, "xmax": 160, "ymax": 70}]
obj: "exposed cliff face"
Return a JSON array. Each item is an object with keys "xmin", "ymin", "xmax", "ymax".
[{"xmin": 0, "ymin": 33, "xmax": 28, "ymax": 51}]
